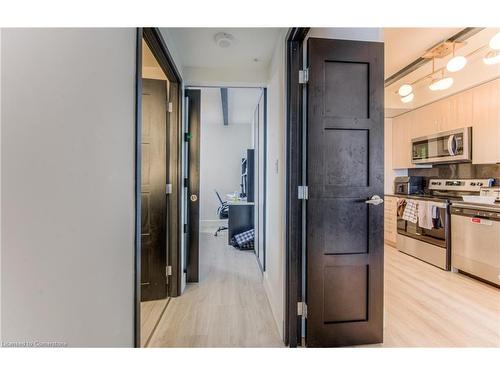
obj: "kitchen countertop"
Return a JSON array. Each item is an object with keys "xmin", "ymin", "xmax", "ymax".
[{"xmin": 385, "ymin": 193, "xmax": 500, "ymax": 208}]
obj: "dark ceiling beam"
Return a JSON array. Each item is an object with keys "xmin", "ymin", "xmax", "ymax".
[
  {"xmin": 220, "ymin": 88, "xmax": 229, "ymax": 126},
  {"xmin": 384, "ymin": 27, "xmax": 485, "ymax": 87}
]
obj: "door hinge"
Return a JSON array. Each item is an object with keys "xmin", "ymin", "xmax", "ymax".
[
  {"xmin": 297, "ymin": 302, "xmax": 308, "ymax": 319},
  {"xmin": 184, "ymin": 177, "xmax": 189, "ymax": 188},
  {"xmin": 167, "ymin": 102, "xmax": 173, "ymax": 113},
  {"xmin": 298, "ymin": 185, "xmax": 308, "ymax": 200},
  {"xmin": 184, "ymin": 132, "xmax": 191, "ymax": 142},
  {"xmin": 299, "ymin": 68, "xmax": 309, "ymax": 84},
  {"xmin": 166, "ymin": 265, "xmax": 172, "ymax": 276},
  {"xmin": 183, "ymin": 223, "xmax": 188, "ymax": 233},
  {"xmin": 166, "ymin": 184, "xmax": 172, "ymax": 195}
]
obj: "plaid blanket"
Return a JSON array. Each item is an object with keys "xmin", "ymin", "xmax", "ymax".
[{"xmin": 232, "ymin": 229, "xmax": 255, "ymax": 250}]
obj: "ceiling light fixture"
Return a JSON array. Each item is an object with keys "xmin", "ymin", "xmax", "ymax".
[
  {"xmin": 428, "ymin": 58, "xmax": 454, "ymax": 91},
  {"xmin": 446, "ymin": 43, "xmax": 467, "ymax": 72},
  {"xmin": 214, "ymin": 32, "xmax": 234, "ymax": 48},
  {"xmin": 398, "ymin": 84, "xmax": 413, "ymax": 97},
  {"xmin": 489, "ymin": 32, "xmax": 500, "ymax": 50},
  {"xmin": 483, "ymin": 50, "xmax": 500, "ymax": 65},
  {"xmin": 429, "ymin": 76, "xmax": 454, "ymax": 91},
  {"xmin": 400, "ymin": 93, "xmax": 414, "ymax": 103}
]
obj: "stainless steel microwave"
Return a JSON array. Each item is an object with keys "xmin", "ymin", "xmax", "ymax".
[{"xmin": 411, "ymin": 127, "xmax": 472, "ymax": 164}]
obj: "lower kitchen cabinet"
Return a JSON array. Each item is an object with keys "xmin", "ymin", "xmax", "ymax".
[{"xmin": 384, "ymin": 195, "xmax": 398, "ymax": 247}]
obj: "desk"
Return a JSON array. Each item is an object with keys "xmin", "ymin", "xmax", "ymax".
[{"xmin": 227, "ymin": 201, "xmax": 254, "ymax": 245}]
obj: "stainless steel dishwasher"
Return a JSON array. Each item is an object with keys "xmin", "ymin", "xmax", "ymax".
[{"xmin": 451, "ymin": 203, "xmax": 500, "ymax": 286}]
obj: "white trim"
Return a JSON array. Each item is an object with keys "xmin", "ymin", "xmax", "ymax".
[{"xmin": 263, "ymin": 271, "xmax": 284, "ymax": 340}]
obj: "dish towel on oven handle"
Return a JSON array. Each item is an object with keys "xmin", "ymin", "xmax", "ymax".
[
  {"xmin": 402, "ymin": 199, "xmax": 418, "ymax": 223},
  {"xmin": 417, "ymin": 200, "xmax": 434, "ymax": 230}
]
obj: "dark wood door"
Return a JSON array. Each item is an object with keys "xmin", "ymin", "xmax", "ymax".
[
  {"xmin": 306, "ymin": 38, "xmax": 384, "ymax": 347},
  {"xmin": 185, "ymin": 89, "xmax": 201, "ymax": 283},
  {"xmin": 141, "ymin": 78, "xmax": 168, "ymax": 301}
]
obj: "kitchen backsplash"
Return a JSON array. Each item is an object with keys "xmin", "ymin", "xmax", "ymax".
[{"xmin": 408, "ymin": 163, "xmax": 500, "ymax": 187}]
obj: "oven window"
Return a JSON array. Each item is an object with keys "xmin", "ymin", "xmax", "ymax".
[{"xmin": 397, "ymin": 206, "xmax": 447, "ymax": 247}]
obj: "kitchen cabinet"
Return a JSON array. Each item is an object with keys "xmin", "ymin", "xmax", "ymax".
[
  {"xmin": 392, "ymin": 111, "xmax": 414, "ymax": 169},
  {"xmin": 390, "ymin": 78, "xmax": 499, "ymax": 169},
  {"xmin": 384, "ymin": 195, "xmax": 398, "ymax": 247},
  {"xmin": 413, "ymin": 90, "xmax": 472, "ymax": 135},
  {"xmin": 413, "ymin": 102, "xmax": 438, "ymax": 138},
  {"xmin": 472, "ymin": 79, "xmax": 500, "ymax": 164}
]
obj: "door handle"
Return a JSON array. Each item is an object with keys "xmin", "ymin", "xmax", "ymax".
[
  {"xmin": 447, "ymin": 135, "xmax": 457, "ymax": 156},
  {"xmin": 365, "ymin": 195, "xmax": 384, "ymax": 205}
]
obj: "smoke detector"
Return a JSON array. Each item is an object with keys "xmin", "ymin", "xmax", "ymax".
[{"xmin": 214, "ymin": 32, "xmax": 234, "ymax": 48}]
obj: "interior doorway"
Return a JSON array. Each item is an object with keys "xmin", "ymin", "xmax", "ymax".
[
  {"xmin": 144, "ymin": 86, "xmax": 277, "ymax": 347},
  {"xmin": 183, "ymin": 86, "xmax": 267, "ymax": 286},
  {"xmin": 136, "ymin": 28, "xmax": 182, "ymax": 348}
]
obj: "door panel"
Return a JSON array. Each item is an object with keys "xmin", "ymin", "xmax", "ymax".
[
  {"xmin": 185, "ymin": 89, "xmax": 201, "ymax": 283},
  {"xmin": 141, "ymin": 79, "xmax": 168, "ymax": 301},
  {"xmin": 306, "ymin": 38, "xmax": 384, "ymax": 347}
]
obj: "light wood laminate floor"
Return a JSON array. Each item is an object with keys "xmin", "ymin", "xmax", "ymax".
[
  {"xmin": 369, "ymin": 245, "xmax": 500, "ymax": 347},
  {"xmin": 147, "ymin": 232, "xmax": 283, "ymax": 347},
  {"xmin": 146, "ymin": 234, "xmax": 499, "ymax": 347},
  {"xmin": 140, "ymin": 298, "xmax": 169, "ymax": 347}
]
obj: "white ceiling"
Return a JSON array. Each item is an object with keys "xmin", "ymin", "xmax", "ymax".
[
  {"xmin": 200, "ymin": 87, "xmax": 262, "ymax": 125},
  {"xmin": 383, "ymin": 28, "xmax": 463, "ymax": 79},
  {"xmin": 161, "ymin": 28, "xmax": 285, "ymax": 70}
]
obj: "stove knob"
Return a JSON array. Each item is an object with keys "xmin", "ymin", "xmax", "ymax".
[
  {"xmin": 471, "ymin": 182, "xmax": 476, "ymax": 186},
  {"xmin": 479, "ymin": 183, "xmax": 483, "ymax": 186}
]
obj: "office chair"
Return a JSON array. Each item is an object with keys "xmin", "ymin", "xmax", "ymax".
[{"xmin": 214, "ymin": 190, "xmax": 229, "ymax": 237}]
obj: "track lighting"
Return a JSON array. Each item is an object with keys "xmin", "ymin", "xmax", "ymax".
[
  {"xmin": 447, "ymin": 55, "xmax": 467, "ymax": 72},
  {"xmin": 398, "ymin": 84, "xmax": 413, "ymax": 97},
  {"xmin": 400, "ymin": 93, "xmax": 414, "ymax": 103},
  {"xmin": 429, "ymin": 76, "xmax": 454, "ymax": 91},
  {"xmin": 446, "ymin": 43, "xmax": 467, "ymax": 72},
  {"xmin": 489, "ymin": 32, "xmax": 500, "ymax": 50},
  {"xmin": 483, "ymin": 50, "xmax": 500, "ymax": 65}
]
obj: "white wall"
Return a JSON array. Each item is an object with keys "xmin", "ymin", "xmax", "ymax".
[
  {"xmin": 183, "ymin": 67, "xmax": 268, "ymax": 87},
  {"xmin": 199, "ymin": 88, "xmax": 253, "ymax": 232},
  {"xmin": 263, "ymin": 30, "xmax": 287, "ymax": 339},
  {"xmin": 1, "ymin": 29, "xmax": 136, "ymax": 347}
]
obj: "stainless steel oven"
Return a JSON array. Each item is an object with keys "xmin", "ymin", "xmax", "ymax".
[
  {"xmin": 412, "ymin": 127, "xmax": 471, "ymax": 164},
  {"xmin": 396, "ymin": 198, "xmax": 450, "ymax": 270}
]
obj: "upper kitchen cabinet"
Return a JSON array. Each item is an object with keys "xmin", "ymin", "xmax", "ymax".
[
  {"xmin": 439, "ymin": 89, "xmax": 473, "ymax": 132},
  {"xmin": 472, "ymin": 79, "xmax": 500, "ymax": 165},
  {"xmin": 392, "ymin": 111, "xmax": 414, "ymax": 169},
  {"xmin": 413, "ymin": 102, "xmax": 439, "ymax": 138},
  {"xmin": 413, "ymin": 90, "xmax": 473, "ymax": 136}
]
